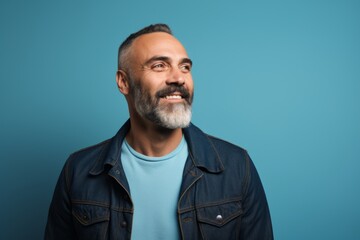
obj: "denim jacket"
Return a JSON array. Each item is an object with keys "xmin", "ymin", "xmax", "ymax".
[{"xmin": 45, "ymin": 121, "xmax": 273, "ymax": 239}]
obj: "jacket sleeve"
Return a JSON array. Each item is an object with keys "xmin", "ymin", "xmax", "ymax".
[
  {"xmin": 239, "ymin": 152, "xmax": 274, "ymax": 240},
  {"xmin": 44, "ymin": 159, "xmax": 77, "ymax": 240}
]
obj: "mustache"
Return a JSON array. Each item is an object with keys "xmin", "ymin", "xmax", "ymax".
[{"xmin": 156, "ymin": 85, "xmax": 191, "ymax": 99}]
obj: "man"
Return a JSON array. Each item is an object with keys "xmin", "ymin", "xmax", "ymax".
[{"xmin": 45, "ymin": 24, "xmax": 273, "ymax": 240}]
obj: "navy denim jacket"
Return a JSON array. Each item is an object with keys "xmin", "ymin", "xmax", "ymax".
[{"xmin": 45, "ymin": 121, "xmax": 273, "ymax": 239}]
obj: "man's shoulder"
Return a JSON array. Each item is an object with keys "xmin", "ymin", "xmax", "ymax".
[
  {"xmin": 66, "ymin": 138, "xmax": 113, "ymax": 168},
  {"xmin": 186, "ymin": 123, "xmax": 250, "ymax": 167},
  {"xmin": 206, "ymin": 134, "xmax": 247, "ymax": 152},
  {"xmin": 67, "ymin": 120, "xmax": 130, "ymax": 164},
  {"xmin": 187, "ymin": 123, "xmax": 248, "ymax": 154},
  {"xmin": 205, "ymin": 133, "xmax": 249, "ymax": 161}
]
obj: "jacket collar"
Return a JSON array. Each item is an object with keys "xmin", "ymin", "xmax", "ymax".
[
  {"xmin": 89, "ymin": 120, "xmax": 130, "ymax": 175},
  {"xmin": 90, "ymin": 120, "xmax": 224, "ymax": 175},
  {"xmin": 183, "ymin": 123, "xmax": 224, "ymax": 173}
]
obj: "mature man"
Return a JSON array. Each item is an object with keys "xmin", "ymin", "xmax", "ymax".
[{"xmin": 45, "ymin": 24, "xmax": 273, "ymax": 240}]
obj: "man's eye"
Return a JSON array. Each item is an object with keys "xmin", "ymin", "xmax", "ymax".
[
  {"xmin": 152, "ymin": 63, "xmax": 168, "ymax": 71},
  {"xmin": 180, "ymin": 64, "xmax": 191, "ymax": 72}
]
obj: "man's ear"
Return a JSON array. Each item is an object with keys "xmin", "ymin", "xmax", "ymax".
[{"xmin": 116, "ymin": 70, "xmax": 130, "ymax": 95}]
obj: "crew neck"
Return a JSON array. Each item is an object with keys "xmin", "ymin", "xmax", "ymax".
[{"xmin": 124, "ymin": 136, "xmax": 185, "ymax": 162}]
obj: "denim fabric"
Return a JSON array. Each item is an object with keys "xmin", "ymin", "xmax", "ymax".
[{"xmin": 45, "ymin": 120, "xmax": 273, "ymax": 240}]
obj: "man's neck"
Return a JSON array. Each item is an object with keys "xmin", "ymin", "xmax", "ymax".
[{"xmin": 126, "ymin": 117, "xmax": 183, "ymax": 157}]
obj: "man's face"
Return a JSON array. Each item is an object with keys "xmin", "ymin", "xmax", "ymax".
[{"xmin": 126, "ymin": 32, "xmax": 194, "ymax": 129}]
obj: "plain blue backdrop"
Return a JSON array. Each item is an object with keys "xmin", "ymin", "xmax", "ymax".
[{"xmin": 1, "ymin": 0, "xmax": 359, "ymax": 239}]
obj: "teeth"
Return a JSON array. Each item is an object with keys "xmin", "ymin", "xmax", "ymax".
[{"xmin": 165, "ymin": 95, "xmax": 181, "ymax": 99}]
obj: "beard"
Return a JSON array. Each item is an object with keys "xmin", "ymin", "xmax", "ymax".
[{"xmin": 129, "ymin": 80, "xmax": 193, "ymax": 129}]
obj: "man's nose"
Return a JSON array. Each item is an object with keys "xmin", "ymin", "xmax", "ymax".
[{"xmin": 166, "ymin": 67, "xmax": 185, "ymax": 85}]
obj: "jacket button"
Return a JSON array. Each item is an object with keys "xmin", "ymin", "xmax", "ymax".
[
  {"xmin": 121, "ymin": 221, "xmax": 127, "ymax": 228},
  {"xmin": 216, "ymin": 215, "xmax": 223, "ymax": 222}
]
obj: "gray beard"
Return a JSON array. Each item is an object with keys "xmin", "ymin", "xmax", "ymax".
[{"xmin": 131, "ymin": 81, "xmax": 192, "ymax": 129}]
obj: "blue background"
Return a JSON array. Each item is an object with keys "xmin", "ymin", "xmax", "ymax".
[{"xmin": 1, "ymin": 0, "xmax": 359, "ymax": 239}]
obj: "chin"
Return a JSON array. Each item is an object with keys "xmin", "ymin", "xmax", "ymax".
[{"xmin": 156, "ymin": 104, "xmax": 192, "ymax": 129}]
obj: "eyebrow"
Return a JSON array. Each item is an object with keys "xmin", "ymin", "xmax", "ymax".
[
  {"xmin": 180, "ymin": 57, "xmax": 193, "ymax": 66},
  {"xmin": 143, "ymin": 55, "xmax": 193, "ymax": 67}
]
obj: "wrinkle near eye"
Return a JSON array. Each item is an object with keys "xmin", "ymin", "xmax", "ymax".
[{"xmin": 151, "ymin": 62, "xmax": 169, "ymax": 72}]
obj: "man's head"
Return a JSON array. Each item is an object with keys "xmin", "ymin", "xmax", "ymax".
[
  {"xmin": 116, "ymin": 24, "xmax": 194, "ymax": 129},
  {"xmin": 118, "ymin": 24, "xmax": 172, "ymax": 72}
]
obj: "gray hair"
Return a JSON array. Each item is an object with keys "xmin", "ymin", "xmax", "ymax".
[{"xmin": 117, "ymin": 24, "xmax": 172, "ymax": 71}]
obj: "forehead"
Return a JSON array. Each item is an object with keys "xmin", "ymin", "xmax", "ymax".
[{"xmin": 130, "ymin": 32, "xmax": 188, "ymax": 61}]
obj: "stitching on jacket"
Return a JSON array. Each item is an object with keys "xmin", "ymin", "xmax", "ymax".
[{"xmin": 242, "ymin": 151, "xmax": 251, "ymax": 198}]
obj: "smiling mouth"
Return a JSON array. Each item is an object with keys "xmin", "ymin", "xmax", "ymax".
[
  {"xmin": 163, "ymin": 94, "xmax": 182, "ymax": 100},
  {"xmin": 157, "ymin": 86, "xmax": 190, "ymax": 102}
]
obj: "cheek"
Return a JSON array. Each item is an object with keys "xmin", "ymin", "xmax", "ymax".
[
  {"xmin": 142, "ymin": 83, "xmax": 162, "ymax": 97},
  {"xmin": 186, "ymin": 77, "xmax": 194, "ymax": 91},
  {"xmin": 133, "ymin": 75, "xmax": 160, "ymax": 94}
]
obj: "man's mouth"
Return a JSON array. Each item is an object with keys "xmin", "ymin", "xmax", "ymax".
[
  {"xmin": 157, "ymin": 87, "xmax": 189, "ymax": 98},
  {"xmin": 156, "ymin": 86, "xmax": 191, "ymax": 104},
  {"xmin": 163, "ymin": 94, "xmax": 182, "ymax": 100}
]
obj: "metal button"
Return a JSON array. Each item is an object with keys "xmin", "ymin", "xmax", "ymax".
[
  {"xmin": 115, "ymin": 170, "xmax": 120, "ymax": 175},
  {"xmin": 216, "ymin": 214, "xmax": 223, "ymax": 222}
]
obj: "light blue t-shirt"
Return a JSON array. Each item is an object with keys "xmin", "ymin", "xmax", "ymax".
[{"xmin": 121, "ymin": 136, "xmax": 188, "ymax": 240}]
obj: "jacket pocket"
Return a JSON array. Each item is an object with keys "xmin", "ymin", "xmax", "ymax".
[
  {"xmin": 196, "ymin": 200, "xmax": 243, "ymax": 239},
  {"xmin": 72, "ymin": 203, "xmax": 110, "ymax": 240}
]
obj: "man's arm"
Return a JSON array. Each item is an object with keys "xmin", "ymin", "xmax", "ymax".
[
  {"xmin": 240, "ymin": 153, "xmax": 274, "ymax": 239},
  {"xmin": 44, "ymin": 160, "xmax": 77, "ymax": 240}
]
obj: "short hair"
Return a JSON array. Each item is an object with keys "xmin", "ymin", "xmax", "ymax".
[{"xmin": 118, "ymin": 23, "xmax": 172, "ymax": 70}]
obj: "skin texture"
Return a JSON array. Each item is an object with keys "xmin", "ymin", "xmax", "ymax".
[{"xmin": 116, "ymin": 32, "xmax": 194, "ymax": 157}]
